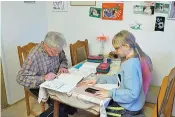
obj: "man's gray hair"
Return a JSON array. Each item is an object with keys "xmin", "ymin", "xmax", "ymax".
[{"xmin": 44, "ymin": 31, "xmax": 67, "ymax": 49}]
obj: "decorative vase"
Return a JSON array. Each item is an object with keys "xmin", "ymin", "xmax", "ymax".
[{"xmin": 96, "ymin": 33, "xmax": 108, "ymax": 56}]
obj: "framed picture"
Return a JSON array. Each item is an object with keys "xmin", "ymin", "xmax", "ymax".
[
  {"xmin": 168, "ymin": 1, "xmax": 175, "ymax": 20},
  {"xmin": 133, "ymin": 5, "xmax": 154, "ymax": 15},
  {"xmin": 155, "ymin": 3, "xmax": 169, "ymax": 14},
  {"xmin": 133, "ymin": 5, "xmax": 144, "ymax": 14},
  {"xmin": 52, "ymin": 1, "xmax": 68, "ymax": 12},
  {"xmin": 89, "ymin": 7, "xmax": 102, "ymax": 18},
  {"xmin": 70, "ymin": 1, "xmax": 96, "ymax": 6},
  {"xmin": 143, "ymin": 6, "xmax": 154, "ymax": 15},
  {"xmin": 154, "ymin": 16, "xmax": 165, "ymax": 32},
  {"xmin": 143, "ymin": 1, "xmax": 155, "ymax": 6},
  {"xmin": 102, "ymin": 3, "xmax": 124, "ymax": 20}
]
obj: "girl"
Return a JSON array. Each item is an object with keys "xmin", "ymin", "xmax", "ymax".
[{"xmin": 81, "ymin": 30, "xmax": 153, "ymax": 117}]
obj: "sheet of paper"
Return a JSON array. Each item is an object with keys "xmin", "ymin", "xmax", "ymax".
[
  {"xmin": 79, "ymin": 62, "xmax": 100, "ymax": 73},
  {"xmin": 40, "ymin": 79, "xmax": 64, "ymax": 91},
  {"xmin": 56, "ymin": 84, "xmax": 76, "ymax": 93},
  {"xmin": 39, "ymin": 62, "xmax": 100, "ymax": 93},
  {"xmin": 40, "ymin": 79, "xmax": 76, "ymax": 93},
  {"xmin": 81, "ymin": 62, "xmax": 100, "ymax": 68},
  {"xmin": 95, "ymin": 84, "xmax": 117, "ymax": 90},
  {"xmin": 56, "ymin": 73, "xmax": 84, "ymax": 86}
]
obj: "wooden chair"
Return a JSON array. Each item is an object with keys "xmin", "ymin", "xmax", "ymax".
[
  {"xmin": 70, "ymin": 39, "xmax": 89, "ymax": 66},
  {"xmin": 156, "ymin": 67, "xmax": 175, "ymax": 117},
  {"xmin": 144, "ymin": 67, "xmax": 175, "ymax": 117},
  {"xmin": 70, "ymin": 40, "xmax": 99, "ymax": 117},
  {"xmin": 17, "ymin": 42, "xmax": 45, "ymax": 116},
  {"xmin": 92, "ymin": 67, "xmax": 174, "ymax": 117}
]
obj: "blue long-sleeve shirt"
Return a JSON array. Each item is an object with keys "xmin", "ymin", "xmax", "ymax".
[{"xmin": 96, "ymin": 58, "xmax": 145, "ymax": 111}]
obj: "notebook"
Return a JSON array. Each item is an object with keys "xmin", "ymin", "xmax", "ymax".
[
  {"xmin": 95, "ymin": 84, "xmax": 117, "ymax": 90},
  {"xmin": 40, "ymin": 62, "xmax": 100, "ymax": 93}
]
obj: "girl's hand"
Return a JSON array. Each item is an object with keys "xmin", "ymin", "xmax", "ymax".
[
  {"xmin": 95, "ymin": 89, "xmax": 110, "ymax": 98},
  {"xmin": 77, "ymin": 79, "xmax": 97, "ymax": 87}
]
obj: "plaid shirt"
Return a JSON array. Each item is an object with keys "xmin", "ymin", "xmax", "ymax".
[{"xmin": 16, "ymin": 43, "xmax": 68, "ymax": 88}]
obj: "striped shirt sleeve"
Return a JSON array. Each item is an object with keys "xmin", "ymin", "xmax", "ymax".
[{"xmin": 16, "ymin": 55, "xmax": 45, "ymax": 88}]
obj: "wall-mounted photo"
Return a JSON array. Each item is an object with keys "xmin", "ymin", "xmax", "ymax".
[
  {"xmin": 155, "ymin": 16, "xmax": 165, "ymax": 32},
  {"xmin": 52, "ymin": 1, "xmax": 68, "ymax": 12},
  {"xmin": 143, "ymin": 6, "xmax": 154, "ymax": 15},
  {"xmin": 168, "ymin": 1, "xmax": 175, "ymax": 19},
  {"xmin": 142, "ymin": 1, "xmax": 155, "ymax": 6},
  {"xmin": 89, "ymin": 7, "xmax": 102, "ymax": 18},
  {"xmin": 70, "ymin": 1, "xmax": 96, "ymax": 6},
  {"xmin": 155, "ymin": 3, "xmax": 169, "ymax": 14},
  {"xmin": 133, "ymin": 5, "xmax": 154, "ymax": 15},
  {"xmin": 102, "ymin": 3, "xmax": 124, "ymax": 20},
  {"xmin": 133, "ymin": 5, "xmax": 144, "ymax": 14}
]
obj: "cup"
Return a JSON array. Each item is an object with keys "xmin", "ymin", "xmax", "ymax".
[{"xmin": 107, "ymin": 58, "xmax": 112, "ymax": 64}]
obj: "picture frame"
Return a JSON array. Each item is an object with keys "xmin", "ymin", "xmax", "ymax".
[
  {"xmin": 154, "ymin": 3, "xmax": 169, "ymax": 14},
  {"xmin": 102, "ymin": 3, "xmax": 124, "ymax": 20},
  {"xmin": 70, "ymin": 1, "xmax": 96, "ymax": 6},
  {"xmin": 133, "ymin": 5, "xmax": 154, "ymax": 15},
  {"xmin": 52, "ymin": 1, "xmax": 68, "ymax": 12},
  {"xmin": 89, "ymin": 7, "xmax": 102, "ymax": 18},
  {"xmin": 168, "ymin": 1, "xmax": 175, "ymax": 20}
]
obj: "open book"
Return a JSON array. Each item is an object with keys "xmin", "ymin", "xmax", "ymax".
[
  {"xmin": 40, "ymin": 62, "xmax": 100, "ymax": 93},
  {"xmin": 40, "ymin": 71, "xmax": 85, "ymax": 93}
]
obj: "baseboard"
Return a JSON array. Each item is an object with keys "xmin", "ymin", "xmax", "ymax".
[{"xmin": 3, "ymin": 98, "xmax": 25, "ymax": 109}]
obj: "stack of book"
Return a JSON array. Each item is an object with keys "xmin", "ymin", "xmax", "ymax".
[{"xmin": 87, "ymin": 55, "xmax": 104, "ymax": 63}]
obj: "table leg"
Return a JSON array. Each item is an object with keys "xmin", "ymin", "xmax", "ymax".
[{"xmin": 54, "ymin": 100, "xmax": 59, "ymax": 117}]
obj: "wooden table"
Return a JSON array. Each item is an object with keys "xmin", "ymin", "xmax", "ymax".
[{"xmin": 50, "ymin": 60, "xmax": 121, "ymax": 117}]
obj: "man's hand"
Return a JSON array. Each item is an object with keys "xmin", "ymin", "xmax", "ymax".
[
  {"xmin": 95, "ymin": 89, "xmax": 110, "ymax": 98},
  {"xmin": 44, "ymin": 72, "xmax": 57, "ymax": 81},
  {"xmin": 58, "ymin": 68, "xmax": 69, "ymax": 74}
]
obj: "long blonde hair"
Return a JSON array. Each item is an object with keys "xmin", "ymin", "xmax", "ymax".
[{"xmin": 112, "ymin": 30, "xmax": 153, "ymax": 71}]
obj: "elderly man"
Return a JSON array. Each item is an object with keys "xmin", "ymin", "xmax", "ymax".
[{"xmin": 16, "ymin": 31, "xmax": 76, "ymax": 117}]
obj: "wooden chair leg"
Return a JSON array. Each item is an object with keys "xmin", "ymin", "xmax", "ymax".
[
  {"xmin": 41, "ymin": 102, "xmax": 45, "ymax": 112},
  {"xmin": 54, "ymin": 100, "xmax": 59, "ymax": 117},
  {"xmin": 94, "ymin": 115, "xmax": 100, "ymax": 117},
  {"xmin": 24, "ymin": 88, "xmax": 30, "ymax": 116},
  {"xmin": 31, "ymin": 110, "xmax": 38, "ymax": 116},
  {"xmin": 93, "ymin": 114, "xmax": 100, "ymax": 117}
]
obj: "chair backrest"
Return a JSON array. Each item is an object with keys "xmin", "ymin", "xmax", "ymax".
[
  {"xmin": 70, "ymin": 39, "xmax": 89, "ymax": 66},
  {"xmin": 17, "ymin": 42, "xmax": 38, "ymax": 67},
  {"xmin": 152, "ymin": 67, "xmax": 175, "ymax": 117},
  {"xmin": 159, "ymin": 67, "xmax": 175, "ymax": 117}
]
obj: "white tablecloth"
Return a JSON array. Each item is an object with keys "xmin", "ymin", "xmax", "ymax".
[{"xmin": 38, "ymin": 60, "xmax": 121, "ymax": 116}]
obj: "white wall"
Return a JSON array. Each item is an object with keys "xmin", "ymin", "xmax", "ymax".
[
  {"xmin": 0, "ymin": 3, "xmax": 1, "ymax": 61},
  {"xmin": 1, "ymin": 1, "xmax": 48, "ymax": 104},
  {"xmin": 1, "ymin": 1, "xmax": 175, "ymax": 108},
  {"xmin": 47, "ymin": 1, "xmax": 175, "ymax": 86}
]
